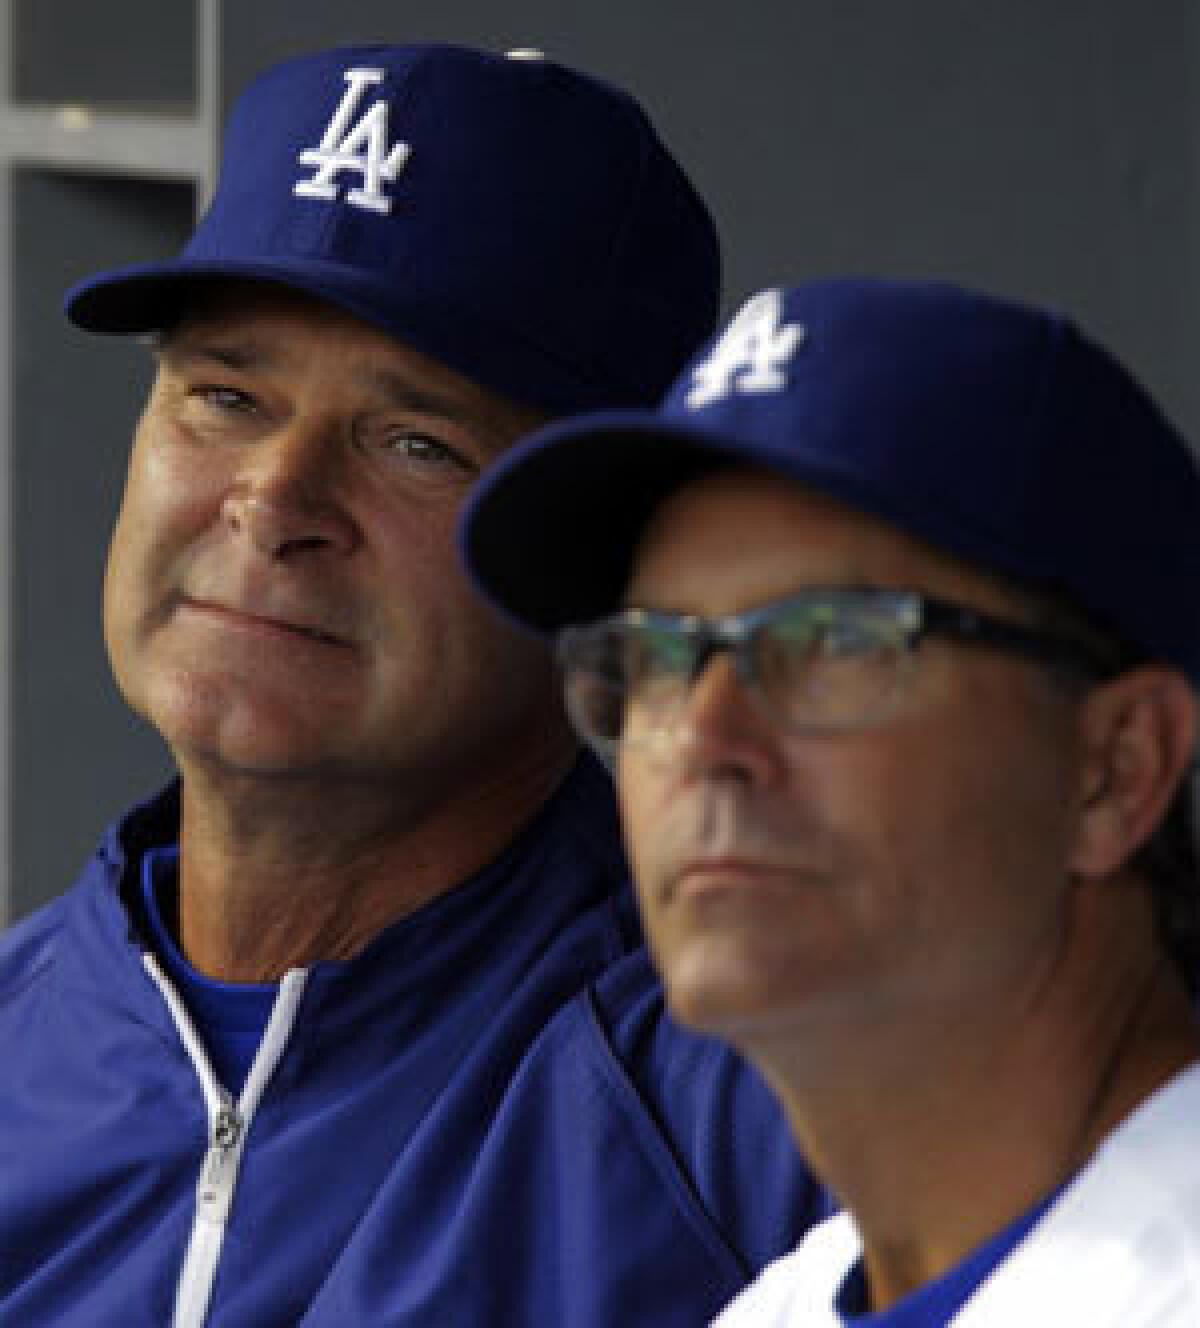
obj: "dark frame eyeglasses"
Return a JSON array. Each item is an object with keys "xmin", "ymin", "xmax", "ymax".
[{"xmin": 556, "ymin": 587, "xmax": 1121, "ymax": 760}]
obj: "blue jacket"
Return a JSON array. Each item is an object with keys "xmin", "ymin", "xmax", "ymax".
[{"xmin": 0, "ymin": 758, "xmax": 826, "ymax": 1325}]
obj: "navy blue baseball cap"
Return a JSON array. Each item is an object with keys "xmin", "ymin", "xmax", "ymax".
[
  {"xmin": 65, "ymin": 43, "xmax": 720, "ymax": 414},
  {"xmin": 461, "ymin": 277, "xmax": 1200, "ymax": 683}
]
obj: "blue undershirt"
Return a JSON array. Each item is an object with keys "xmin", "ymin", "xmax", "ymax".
[
  {"xmin": 834, "ymin": 1186, "xmax": 1062, "ymax": 1327},
  {"xmin": 141, "ymin": 846, "xmax": 275, "ymax": 1098}
]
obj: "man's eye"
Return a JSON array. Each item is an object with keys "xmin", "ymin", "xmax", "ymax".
[
  {"xmin": 195, "ymin": 385, "xmax": 255, "ymax": 414},
  {"xmin": 621, "ymin": 628, "xmax": 693, "ymax": 686},
  {"xmin": 377, "ymin": 431, "xmax": 474, "ymax": 472}
]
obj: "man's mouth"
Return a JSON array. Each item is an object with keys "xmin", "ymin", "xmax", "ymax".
[{"xmin": 184, "ymin": 598, "xmax": 352, "ymax": 648}]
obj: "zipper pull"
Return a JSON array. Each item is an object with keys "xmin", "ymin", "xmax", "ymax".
[
  {"xmin": 212, "ymin": 1102, "xmax": 241, "ymax": 1153},
  {"xmin": 196, "ymin": 1097, "xmax": 243, "ymax": 1225}
]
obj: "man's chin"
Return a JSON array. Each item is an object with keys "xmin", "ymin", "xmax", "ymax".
[
  {"xmin": 164, "ymin": 720, "xmax": 352, "ymax": 785},
  {"xmin": 662, "ymin": 953, "xmax": 790, "ymax": 1038}
]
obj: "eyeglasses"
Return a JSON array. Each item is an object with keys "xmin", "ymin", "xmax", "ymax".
[{"xmin": 556, "ymin": 588, "xmax": 1117, "ymax": 762}]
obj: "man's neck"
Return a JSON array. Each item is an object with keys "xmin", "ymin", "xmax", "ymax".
[
  {"xmin": 739, "ymin": 884, "xmax": 1200, "ymax": 1312},
  {"xmin": 173, "ymin": 741, "xmax": 579, "ymax": 982}
]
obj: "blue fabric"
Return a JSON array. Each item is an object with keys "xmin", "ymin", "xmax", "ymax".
[
  {"xmin": 65, "ymin": 44, "xmax": 719, "ymax": 416},
  {"xmin": 140, "ymin": 847, "xmax": 274, "ymax": 1100},
  {"xmin": 0, "ymin": 756, "xmax": 826, "ymax": 1325},
  {"xmin": 835, "ymin": 1188, "xmax": 1062, "ymax": 1326},
  {"xmin": 462, "ymin": 279, "xmax": 1200, "ymax": 676}
]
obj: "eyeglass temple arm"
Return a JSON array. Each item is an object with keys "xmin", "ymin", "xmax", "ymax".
[{"xmin": 917, "ymin": 598, "xmax": 1116, "ymax": 679}]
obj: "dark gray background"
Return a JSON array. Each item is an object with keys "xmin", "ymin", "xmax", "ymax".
[{"xmin": 7, "ymin": 0, "xmax": 1197, "ymax": 918}]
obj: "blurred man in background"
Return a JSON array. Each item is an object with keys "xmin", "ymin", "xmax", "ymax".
[{"xmin": 464, "ymin": 277, "xmax": 1200, "ymax": 1326}]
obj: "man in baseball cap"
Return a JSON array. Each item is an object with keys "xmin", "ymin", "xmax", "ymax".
[
  {"xmin": 0, "ymin": 45, "xmax": 820, "ymax": 1326},
  {"xmin": 463, "ymin": 277, "xmax": 1200, "ymax": 1325}
]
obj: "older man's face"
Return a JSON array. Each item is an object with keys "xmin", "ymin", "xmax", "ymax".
[
  {"xmin": 104, "ymin": 284, "xmax": 562, "ymax": 799},
  {"xmin": 616, "ymin": 467, "xmax": 1089, "ymax": 1046}
]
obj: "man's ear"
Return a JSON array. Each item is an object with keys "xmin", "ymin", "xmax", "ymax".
[{"xmin": 1069, "ymin": 668, "xmax": 1196, "ymax": 880}]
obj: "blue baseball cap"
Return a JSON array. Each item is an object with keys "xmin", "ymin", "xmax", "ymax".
[
  {"xmin": 461, "ymin": 277, "xmax": 1200, "ymax": 683},
  {"xmin": 65, "ymin": 43, "xmax": 720, "ymax": 414}
]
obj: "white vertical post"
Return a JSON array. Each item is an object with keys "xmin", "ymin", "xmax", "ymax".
[
  {"xmin": 0, "ymin": 0, "xmax": 15, "ymax": 926},
  {"xmin": 197, "ymin": 0, "xmax": 222, "ymax": 212}
]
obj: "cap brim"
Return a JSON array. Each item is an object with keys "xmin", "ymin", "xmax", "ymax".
[
  {"xmin": 67, "ymin": 257, "xmax": 386, "ymax": 336},
  {"xmin": 461, "ymin": 403, "xmax": 1053, "ymax": 637},
  {"xmin": 463, "ymin": 410, "xmax": 812, "ymax": 634},
  {"xmin": 65, "ymin": 258, "xmax": 612, "ymax": 415}
]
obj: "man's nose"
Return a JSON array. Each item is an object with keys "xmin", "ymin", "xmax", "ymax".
[
  {"xmin": 667, "ymin": 652, "xmax": 784, "ymax": 786},
  {"xmin": 221, "ymin": 424, "xmax": 358, "ymax": 559}
]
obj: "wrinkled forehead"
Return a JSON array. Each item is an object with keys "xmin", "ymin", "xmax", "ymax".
[{"xmin": 152, "ymin": 277, "xmax": 550, "ymax": 446}]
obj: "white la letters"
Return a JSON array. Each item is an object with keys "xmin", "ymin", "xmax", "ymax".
[
  {"xmin": 686, "ymin": 289, "xmax": 805, "ymax": 409},
  {"xmin": 294, "ymin": 67, "xmax": 412, "ymax": 214}
]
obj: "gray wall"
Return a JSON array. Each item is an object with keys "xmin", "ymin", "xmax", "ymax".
[{"xmin": 4, "ymin": 0, "xmax": 1197, "ymax": 921}]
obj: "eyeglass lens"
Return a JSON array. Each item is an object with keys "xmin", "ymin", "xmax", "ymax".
[{"xmin": 563, "ymin": 594, "xmax": 916, "ymax": 751}]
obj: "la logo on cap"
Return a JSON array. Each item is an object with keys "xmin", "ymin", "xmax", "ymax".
[
  {"xmin": 687, "ymin": 288, "xmax": 805, "ymax": 409},
  {"xmin": 294, "ymin": 67, "xmax": 412, "ymax": 215}
]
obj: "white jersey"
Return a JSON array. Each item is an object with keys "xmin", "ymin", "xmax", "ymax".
[{"xmin": 714, "ymin": 1061, "xmax": 1200, "ymax": 1327}]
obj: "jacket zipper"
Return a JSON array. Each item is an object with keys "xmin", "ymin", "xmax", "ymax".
[{"xmin": 143, "ymin": 954, "xmax": 309, "ymax": 1328}]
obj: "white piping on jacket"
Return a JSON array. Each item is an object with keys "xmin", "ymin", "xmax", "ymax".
[{"xmin": 143, "ymin": 954, "xmax": 309, "ymax": 1328}]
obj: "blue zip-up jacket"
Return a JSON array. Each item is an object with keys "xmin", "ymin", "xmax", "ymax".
[{"xmin": 0, "ymin": 758, "xmax": 826, "ymax": 1325}]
